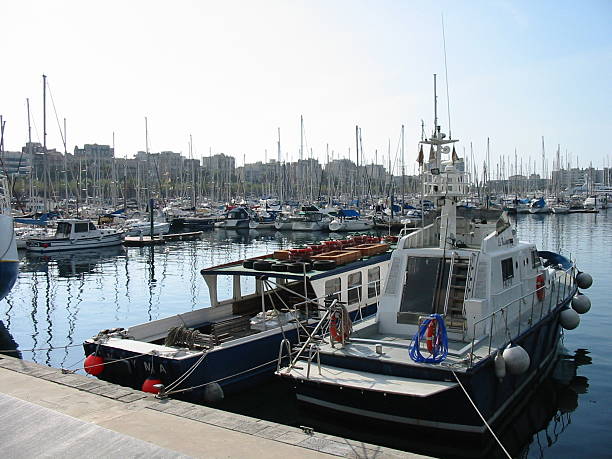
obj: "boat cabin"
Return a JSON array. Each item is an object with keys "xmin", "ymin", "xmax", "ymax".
[
  {"xmin": 226, "ymin": 208, "xmax": 250, "ymax": 220},
  {"xmin": 54, "ymin": 219, "xmax": 101, "ymax": 239},
  {"xmin": 376, "ymin": 218, "xmax": 546, "ymax": 342}
]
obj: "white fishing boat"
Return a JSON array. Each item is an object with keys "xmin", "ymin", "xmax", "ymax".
[
  {"xmin": 26, "ymin": 219, "xmax": 125, "ymax": 252},
  {"xmin": 277, "ymin": 84, "xmax": 592, "ymax": 437},
  {"xmin": 0, "ymin": 178, "xmax": 19, "ymax": 301}
]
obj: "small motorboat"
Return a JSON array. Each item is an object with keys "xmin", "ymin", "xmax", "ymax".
[{"xmin": 26, "ymin": 219, "xmax": 125, "ymax": 252}]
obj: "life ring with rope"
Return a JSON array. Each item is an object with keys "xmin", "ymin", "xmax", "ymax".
[
  {"xmin": 329, "ymin": 309, "xmax": 350, "ymax": 342},
  {"xmin": 536, "ymin": 274, "xmax": 545, "ymax": 301},
  {"xmin": 425, "ymin": 318, "xmax": 437, "ymax": 353}
]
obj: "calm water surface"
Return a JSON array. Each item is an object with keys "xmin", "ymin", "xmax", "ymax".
[{"xmin": 2, "ymin": 214, "xmax": 611, "ymax": 458}]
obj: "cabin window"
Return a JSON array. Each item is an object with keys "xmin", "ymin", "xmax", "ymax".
[
  {"xmin": 56, "ymin": 222, "xmax": 71, "ymax": 237},
  {"xmin": 347, "ymin": 272, "xmax": 362, "ymax": 305},
  {"xmin": 531, "ymin": 251, "xmax": 541, "ymax": 268},
  {"xmin": 325, "ymin": 278, "xmax": 341, "ymax": 302},
  {"xmin": 89, "ymin": 222, "xmax": 96, "ymax": 230},
  {"xmin": 74, "ymin": 222, "xmax": 89, "ymax": 233},
  {"xmin": 501, "ymin": 258, "xmax": 514, "ymax": 286},
  {"xmin": 368, "ymin": 267, "xmax": 380, "ymax": 298}
]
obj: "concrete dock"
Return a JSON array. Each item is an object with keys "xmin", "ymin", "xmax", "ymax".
[{"xmin": 0, "ymin": 355, "xmax": 428, "ymax": 458}]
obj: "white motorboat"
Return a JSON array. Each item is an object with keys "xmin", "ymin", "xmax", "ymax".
[
  {"xmin": 277, "ymin": 86, "xmax": 590, "ymax": 435},
  {"xmin": 328, "ymin": 209, "xmax": 374, "ymax": 232},
  {"xmin": 26, "ymin": 219, "xmax": 125, "ymax": 252},
  {"xmin": 551, "ymin": 204, "xmax": 570, "ymax": 214},
  {"xmin": 125, "ymin": 220, "xmax": 170, "ymax": 236},
  {"xmin": 214, "ymin": 207, "xmax": 253, "ymax": 229}
]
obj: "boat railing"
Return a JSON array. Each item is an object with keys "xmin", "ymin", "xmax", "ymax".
[
  {"xmin": 293, "ymin": 278, "xmax": 382, "ymax": 322},
  {"xmin": 464, "ymin": 251, "xmax": 480, "ymax": 302},
  {"xmin": 468, "ymin": 263, "xmax": 577, "ymax": 367},
  {"xmin": 400, "ymin": 222, "xmax": 440, "ymax": 249},
  {"xmin": 443, "ymin": 252, "xmax": 457, "ymax": 316}
]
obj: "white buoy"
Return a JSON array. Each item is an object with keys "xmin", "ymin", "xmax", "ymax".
[
  {"xmin": 560, "ymin": 308, "xmax": 580, "ymax": 330},
  {"xmin": 575, "ymin": 272, "xmax": 593, "ymax": 289},
  {"xmin": 494, "ymin": 351, "xmax": 506, "ymax": 381},
  {"xmin": 503, "ymin": 345, "xmax": 530, "ymax": 375},
  {"xmin": 571, "ymin": 292, "xmax": 591, "ymax": 314},
  {"xmin": 202, "ymin": 382, "xmax": 224, "ymax": 403}
]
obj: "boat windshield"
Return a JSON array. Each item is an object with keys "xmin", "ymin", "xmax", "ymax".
[{"xmin": 55, "ymin": 222, "xmax": 72, "ymax": 237}]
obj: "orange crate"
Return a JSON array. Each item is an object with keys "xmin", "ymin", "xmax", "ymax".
[
  {"xmin": 273, "ymin": 250, "xmax": 291, "ymax": 260},
  {"xmin": 312, "ymin": 250, "xmax": 361, "ymax": 266},
  {"xmin": 346, "ymin": 243, "xmax": 389, "ymax": 257}
]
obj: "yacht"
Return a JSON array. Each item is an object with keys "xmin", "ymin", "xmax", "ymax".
[
  {"xmin": 277, "ymin": 99, "xmax": 591, "ymax": 435},
  {"xmin": 26, "ymin": 219, "xmax": 125, "ymax": 252}
]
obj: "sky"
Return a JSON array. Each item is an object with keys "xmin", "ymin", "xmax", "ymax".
[{"xmin": 1, "ymin": 0, "xmax": 610, "ymax": 177}]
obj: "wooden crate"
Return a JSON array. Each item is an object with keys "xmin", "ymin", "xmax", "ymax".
[
  {"xmin": 273, "ymin": 250, "xmax": 291, "ymax": 260},
  {"xmin": 345, "ymin": 243, "xmax": 389, "ymax": 257},
  {"xmin": 312, "ymin": 249, "xmax": 361, "ymax": 266}
]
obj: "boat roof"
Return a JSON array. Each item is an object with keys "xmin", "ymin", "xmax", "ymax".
[
  {"xmin": 200, "ymin": 251, "xmax": 392, "ymax": 281},
  {"xmin": 56, "ymin": 219, "xmax": 93, "ymax": 223}
]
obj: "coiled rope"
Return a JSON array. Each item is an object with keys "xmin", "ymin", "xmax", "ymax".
[{"xmin": 409, "ymin": 314, "xmax": 448, "ymax": 363}]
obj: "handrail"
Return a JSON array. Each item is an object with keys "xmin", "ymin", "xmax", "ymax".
[
  {"xmin": 468, "ymin": 263, "xmax": 576, "ymax": 366},
  {"xmin": 443, "ymin": 252, "xmax": 456, "ymax": 316},
  {"xmin": 285, "ymin": 300, "xmax": 336, "ymax": 372}
]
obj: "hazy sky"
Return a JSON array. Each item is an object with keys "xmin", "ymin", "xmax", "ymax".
[{"xmin": 1, "ymin": 0, "xmax": 610, "ymax": 176}]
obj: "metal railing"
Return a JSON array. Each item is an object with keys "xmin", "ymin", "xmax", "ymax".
[
  {"xmin": 400, "ymin": 222, "xmax": 440, "ymax": 249},
  {"xmin": 443, "ymin": 252, "xmax": 457, "ymax": 316},
  {"xmin": 468, "ymin": 264, "xmax": 577, "ymax": 366}
]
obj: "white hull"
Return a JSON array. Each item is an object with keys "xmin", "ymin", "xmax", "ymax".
[
  {"xmin": 551, "ymin": 206, "xmax": 570, "ymax": 214},
  {"xmin": 328, "ymin": 219, "xmax": 374, "ymax": 232},
  {"xmin": 26, "ymin": 233, "xmax": 125, "ymax": 252},
  {"xmin": 126, "ymin": 222, "xmax": 170, "ymax": 236},
  {"xmin": 0, "ymin": 214, "xmax": 18, "ymax": 262}
]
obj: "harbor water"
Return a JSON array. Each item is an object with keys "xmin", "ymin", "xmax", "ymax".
[{"xmin": 2, "ymin": 213, "xmax": 611, "ymax": 458}]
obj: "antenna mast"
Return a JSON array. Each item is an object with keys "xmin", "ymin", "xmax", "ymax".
[{"xmin": 442, "ymin": 13, "xmax": 452, "ymax": 139}]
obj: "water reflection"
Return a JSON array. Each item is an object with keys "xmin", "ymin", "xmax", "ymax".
[
  {"xmin": 23, "ymin": 246, "xmax": 126, "ymax": 278},
  {"xmin": 0, "ymin": 214, "xmax": 608, "ymax": 458}
]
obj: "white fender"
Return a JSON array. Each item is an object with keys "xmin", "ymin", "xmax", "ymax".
[
  {"xmin": 503, "ymin": 345, "xmax": 530, "ymax": 375},
  {"xmin": 560, "ymin": 308, "xmax": 580, "ymax": 330},
  {"xmin": 571, "ymin": 293, "xmax": 591, "ymax": 314}
]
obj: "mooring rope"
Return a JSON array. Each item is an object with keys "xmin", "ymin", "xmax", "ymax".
[{"xmin": 451, "ymin": 370, "xmax": 511, "ymax": 459}]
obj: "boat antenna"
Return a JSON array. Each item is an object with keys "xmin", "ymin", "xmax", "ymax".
[{"xmin": 441, "ymin": 13, "xmax": 452, "ymax": 140}]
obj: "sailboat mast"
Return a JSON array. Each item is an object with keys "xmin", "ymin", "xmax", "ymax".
[
  {"xmin": 42, "ymin": 74, "xmax": 48, "ymax": 211},
  {"xmin": 26, "ymin": 98, "xmax": 33, "ymax": 204},
  {"xmin": 401, "ymin": 124, "xmax": 405, "ymax": 215}
]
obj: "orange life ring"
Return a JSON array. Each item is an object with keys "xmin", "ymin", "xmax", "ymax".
[
  {"xmin": 426, "ymin": 319, "xmax": 437, "ymax": 353},
  {"xmin": 330, "ymin": 311, "xmax": 349, "ymax": 342},
  {"xmin": 536, "ymin": 274, "xmax": 545, "ymax": 301}
]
